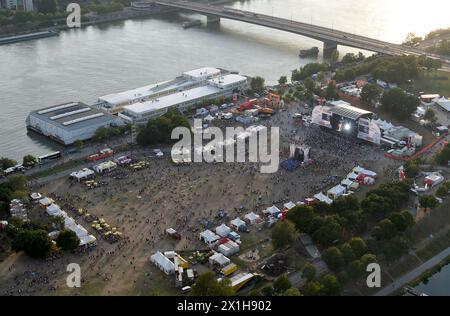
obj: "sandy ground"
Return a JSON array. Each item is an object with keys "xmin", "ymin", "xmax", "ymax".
[{"xmin": 0, "ymin": 103, "xmax": 402, "ymax": 296}]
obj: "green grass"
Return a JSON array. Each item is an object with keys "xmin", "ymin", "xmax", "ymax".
[
  {"xmin": 416, "ymin": 230, "xmax": 450, "ymax": 261},
  {"xmin": 408, "ymin": 255, "xmax": 450, "ymax": 287},
  {"xmin": 28, "ymin": 159, "xmax": 85, "ymax": 179},
  {"xmin": 403, "ymin": 70, "xmax": 450, "ymax": 97}
]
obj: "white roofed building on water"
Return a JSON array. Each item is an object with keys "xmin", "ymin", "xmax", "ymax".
[
  {"xmin": 114, "ymin": 68, "xmax": 248, "ymax": 124},
  {"xmin": 26, "ymin": 102, "xmax": 122, "ymax": 145}
]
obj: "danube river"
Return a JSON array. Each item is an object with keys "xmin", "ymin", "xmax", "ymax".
[
  {"xmin": 1, "ymin": 0, "xmax": 449, "ymax": 159},
  {"xmin": 414, "ymin": 263, "xmax": 450, "ymax": 296}
]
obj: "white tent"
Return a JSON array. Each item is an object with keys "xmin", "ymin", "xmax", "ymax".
[
  {"xmin": 204, "ymin": 114, "xmax": 215, "ymax": 122},
  {"xmin": 215, "ymin": 224, "xmax": 231, "ymax": 237},
  {"xmin": 30, "ymin": 192, "xmax": 42, "ymax": 201},
  {"xmin": 79, "ymin": 234, "xmax": 97, "ymax": 246},
  {"xmin": 151, "ymin": 251, "xmax": 175, "ymax": 275},
  {"xmin": 200, "ymin": 230, "xmax": 220, "ymax": 245},
  {"xmin": 313, "ymin": 192, "xmax": 333, "ymax": 205},
  {"xmin": 156, "ymin": 151, "xmax": 164, "ymax": 158},
  {"xmin": 93, "ymin": 160, "xmax": 117, "ymax": 174},
  {"xmin": 39, "ymin": 197, "xmax": 53, "ymax": 207},
  {"xmin": 244, "ymin": 212, "xmax": 260, "ymax": 225},
  {"xmin": 46, "ymin": 204, "xmax": 62, "ymax": 216},
  {"xmin": 353, "ymin": 166, "xmax": 377, "ymax": 178},
  {"xmin": 341, "ymin": 178, "xmax": 353, "ymax": 187},
  {"xmin": 327, "ymin": 185, "xmax": 347, "ymax": 200},
  {"xmin": 209, "ymin": 252, "xmax": 231, "ymax": 266},
  {"xmin": 436, "ymin": 97, "xmax": 450, "ymax": 112},
  {"xmin": 64, "ymin": 217, "xmax": 76, "ymax": 228},
  {"xmin": 230, "ymin": 217, "xmax": 246, "ymax": 230},
  {"xmin": 283, "ymin": 201, "xmax": 296, "ymax": 210},
  {"xmin": 265, "ymin": 205, "xmax": 281, "ymax": 216},
  {"xmin": 70, "ymin": 168, "xmax": 94, "ymax": 181},
  {"xmin": 347, "ymin": 172, "xmax": 358, "ymax": 181}
]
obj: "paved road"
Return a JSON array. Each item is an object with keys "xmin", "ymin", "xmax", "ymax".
[{"xmin": 374, "ymin": 246, "xmax": 450, "ymax": 296}]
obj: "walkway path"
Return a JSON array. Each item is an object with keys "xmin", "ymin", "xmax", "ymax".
[{"xmin": 374, "ymin": 246, "xmax": 450, "ymax": 296}]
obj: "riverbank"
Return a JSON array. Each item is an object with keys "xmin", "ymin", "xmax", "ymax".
[
  {"xmin": 409, "ymin": 255, "xmax": 450, "ymax": 288},
  {"xmin": 0, "ymin": 0, "xmax": 241, "ymax": 38}
]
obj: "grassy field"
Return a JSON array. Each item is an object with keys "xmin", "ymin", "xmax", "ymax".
[{"xmin": 402, "ymin": 70, "xmax": 450, "ymax": 97}]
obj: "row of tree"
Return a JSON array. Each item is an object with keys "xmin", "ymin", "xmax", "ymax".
[
  {"xmin": 6, "ymin": 217, "xmax": 80, "ymax": 258},
  {"xmin": 136, "ymin": 110, "xmax": 190, "ymax": 146},
  {"xmin": 0, "ymin": 155, "xmax": 37, "ymax": 171},
  {"xmin": 333, "ymin": 55, "xmax": 441, "ymax": 85}
]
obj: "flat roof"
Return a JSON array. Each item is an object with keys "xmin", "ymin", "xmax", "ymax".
[
  {"xmin": 123, "ymin": 85, "xmax": 220, "ymax": 116},
  {"xmin": 330, "ymin": 103, "xmax": 373, "ymax": 120},
  {"xmin": 208, "ymin": 74, "xmax": 247, "ymax": 87},
  {"xmin": 183, "ymin": 67, "xmax": 220, "ymax": 79},
  {"xmin": 98, "ymin": 79, "xmax": 177, "ymax": 106},
  {"xmin": 30, "ymin": 102, "xmax": 116, "ymax": 131}
]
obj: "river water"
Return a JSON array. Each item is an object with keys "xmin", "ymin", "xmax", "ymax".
[
  {"xmin": 1, "ymin": 0, "xmax": 449, "ymax": 160},
  {"xmin": 414, "ymin": 263, "xmax": 450, "ymax": 296}
]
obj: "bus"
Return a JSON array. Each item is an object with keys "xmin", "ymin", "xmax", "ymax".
[{"xmin": 38, "ymin": 151, "xmax": 62, "ymax": 164}]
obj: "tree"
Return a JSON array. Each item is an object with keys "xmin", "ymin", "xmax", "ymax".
[
  {"xmin": 35, "ymin": 0, "xmax": 57, "ymax": 13},
  {"xmin": 304, "ymin": 77, "xmax": 315, "ymax": 93},
  {"xmin": 403, "ymin": 160, "xmax": 420, "ymax": 178},
  {"xmin": 339, "ymin": 242, "xmax": 356, "ymax": 263},
  {"xmin": 302, "ymin": 263, "xmax": 316, "ymax": 281},
  {"xmin": 56, "ymin": 229, "xmax": 80, "ymax": 251},
  {"xmin": 344, "ymin": 68, "xmax": 356, "ymax": 81},
  {"xmin": 321, "ymin": 274, "xmax": 341, "ymax": 296},
  {"xmin": 372, "ymin": 219, "xmax": 397, "ymax": 240},
  {"xmin": 419, "ymin": 194, "xmax": 438, "ymax": 210},
  {"xmin": 403, "ymin": 32, "xmax": 422, "ymax": 46},
  {"xmin": 22, "ymin": 155, "xmax": 37, "ymax": 168},
  {"xmin": 325, "ymin": 82, "xmax": 338, "ymax": 99},
  {"xmin": 286, "ymin": 205, "xmax": 315, "ymax": 233},
  {"xmin": 261, "ymin": 286, "xmax": 274, "ymax": 296},
  {"xmin": 435, "ymin": 143, "xmax": 450, "ymax": 166},
  {"xmin": 7, "ymin": 175, "xmax": 27, "ymax": 192},
  {"xmin": 74, "ymin": 140, "xmax": 84, "ymax": 152},
  {"xmin": 382, "ymin": 236, "xmax": 409, "ymax": 261},
  {"xmin": 322, "ymin": 246, "xmax": 344, "ymax": 271},
  {"xmin": 381, "ymin": 88, "xmax": 419, "ymax": 120},
  {"xmin": 137, "ymin": 110, "xmax": 190, "ymax": 146},
  {"xmin": 388, "ymin": 211, "xmax": 414, "ymax": 232},
  {"xmin": 348, "ymin": 260, "xmax": 364, "ymax": 279},
  {"xmin": 271, "ymin": 220, "xmax": 296, "ymax": 249},
  {"xmin": 304, "ymin": 281, "xmax": 323, "ymax": 296},
  {"xmin": 250, "ymin": 76, "xmax": 265, "ymax": 93},
  {"xmin": 436, "ymin": 183, "xmax": 450, "ymax": 198},
  {"xmin": 360, "ymin": 253, "xmax": 377, "ymax": 267},
  {"xmin": 191, "ymin": 271, "xmax": 235, "ymax": 296},
  {"xmin": 361, "ymin": 84, "xmax": 382, "ymax": 105},
  {"xmin": 12, "ymin": 229, "xmax": 52, "ymax": 259},
  {"xmin": 51, "ymin": 215, "xmax": 65, "ymax": 231},
  {"xmin": 0, "ymin": 157, "xmax": 17, "ymax": 170},
  {"xmin": 278, "ymin": 75, "xmax": 287, "ymax": 85},
  {"xmin": 330, "ymin": 49, "xmax": 339, "ymax": 67},
  {"xmin": 284, "ymin": 288, "xmax": 302, "ymax": 296},
  {"xmin": 273, "ymin": 275, "xmax": 292, "ymax": 293},
  {"xmin": 349, "ymin": 237, "xmax": 368, "ymax": 257},
  {"xmin": 424, "ymin": 108, "xmax": 437, "ymax": 124},
  {"xmin": 312, "ymin": 216, "xmax": 343, "ymax": 247},
  {"xmin": 94, "ymin": 126, "xmax": 110, "ymax": 141}
]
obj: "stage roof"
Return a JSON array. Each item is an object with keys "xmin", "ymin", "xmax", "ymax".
[{"xmin": 330, "ymin": 103, "xmax": 373, "ymax": 120}]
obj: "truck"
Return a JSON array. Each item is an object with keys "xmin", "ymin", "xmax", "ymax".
[{"xmin": 87, "ymin": 148, "xmax": 114, "ymax": 162}]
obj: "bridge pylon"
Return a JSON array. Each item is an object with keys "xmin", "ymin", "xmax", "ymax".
[
  {"xmin": 323, "ymin": 41, "xmax": 338, "ymax": 56},
  {"xmin": 207, "ymin": 14, "xmax": 220, "ymax": 26}
]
